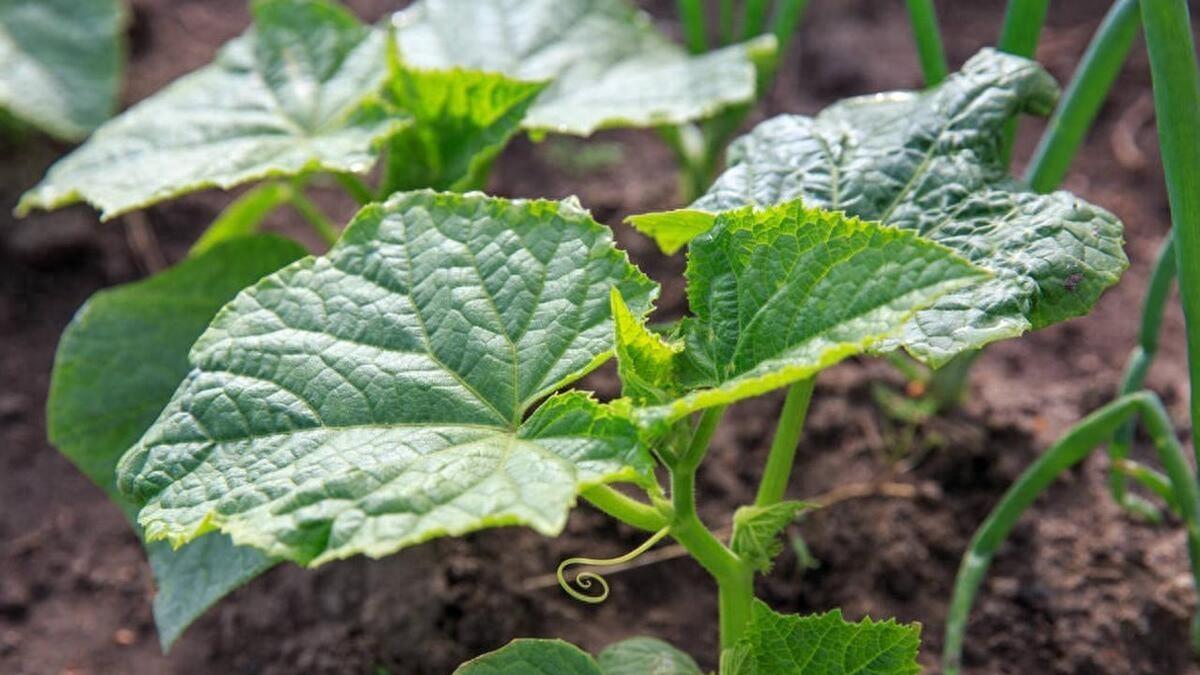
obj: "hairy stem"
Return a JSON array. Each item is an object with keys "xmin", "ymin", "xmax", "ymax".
[
  {"xmin": 1025, "ymin": 0, "xmax": 1141, "ymax": 192},
  {"xmin": 1142, "ymin": 0, "xmax": 1200, "ymax": 493},
  {"xmin": 905, "ymin": 0, "xmax": 949, "ymax": 86},
  {"xmin": 755, "ymin": 378, "xmax": 816, "ymax": 506},
  {"xmin": 941, "ymin": 392, "xmax": 1200, "ymax": 673},
  {"xmin": 581, "ymin": 484, "xmax": 670, "ymax": 532},
  {"xmin": 926, "ymin": 349, "xmax": 982, "ymax": 411},
  {"xmin": 1108, "ymin": 236, "xmax": 1176, "ymax": 518}
]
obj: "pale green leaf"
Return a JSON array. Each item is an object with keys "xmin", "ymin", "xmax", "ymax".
[
  {"xmin": 18, "ymin": 0, "xmax": 401, "ymax": 220},
  {"xmin": 0, "ymin": 0, "xmax": 124, "ymax": 140},
  {"xmin": 625, "ymin": 209, "xmax": 716, "ymax": 256},
  {"xmin": 731, "ymin": 501, "xmax": 813, "ymax": 574},
  {"xmin": 598, "ymin": 637, "xmax": 702, "ymax": 675},
  {"xmin": 117, "ymin": 190, "xmax": 658, "ymax": 566},
  {"xmin": 636, "ymin": 202, "xmax": 983, "ymax": 426},
  {"xmin": 727, "ymin": 602, "xmax": 921, "ymax": 675},
  {"xmin": 383, "ymin": 65, "xmax": 547, "ymax": 191},
  {"xmin": 611, "ymin": 288, "xmax": 681, "ymax": 406},
  {"xmin": 391, "ymin": 0, "xmax": 772, "ymax": 135},
  {"xmin": 47, "ymin": 236, "xmax": 307, "ymax": 649},
  {"xmin": 190, "ymin": 183, "xmax": 295, "ymax": 256},
  {"xmin": 634, "ymin": 49, "xmax": 1128, "ymax": 366},
  {"xmin": 455, "ymin": 639, "xmax": 603, "ymax": 675}
]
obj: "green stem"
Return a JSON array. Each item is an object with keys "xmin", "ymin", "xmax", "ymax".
[
  {"xmin": 742, "ymin": 0, "xmax": 770, "ymax": 40},
  {"xmin": 770, "ymin": 0, "xmax": 811, "ymax": 63},
  {"xmin": 289, "ymin": 189, "xmax": 339, "ymax": 245},
  {"xmin": 719, "ymin": 0, "xmax": 735, "ymax": 45},
  {"xmin": 1026, "ymin": 0, "xmax": 1141, "ymax": 193},
  {"xmin": 332, "ymin": 172, "xmax": 374, "ymax": 205},
  {"xmin": 676, "ymin": 0, "xmax": 709, "ymax": 53},
  {"xmin": 1142, "ymin": 0, "xmax": 1200, "ymax": 487},
  {"xmin": 1108, "ymin": 236, "xmax": 1176, "ymax": 518},
  {"xmin": 997, "ymin": 0, "xmax": 1050, "ymax": 163},
  {"xmin": 755, "ymin": 379, "xmax": 816, "ymax": 506},
  {"xmin": 941, "ymin": 392, "xmax": 1200, "ymax": 673},
  {"xmin": 926, "ymin": 349, "xmax": 982, "ymax": 411},
  {"xmin": 581, "ymin": 484, "xmax": 670, "ymax": 532},
  {"xmin": 658, "ymin": 124, "xmax": 711, "ymax": 204},
  {"xmin": 905, "ymin": 0, "xmax": 949, "ymax": 86}
]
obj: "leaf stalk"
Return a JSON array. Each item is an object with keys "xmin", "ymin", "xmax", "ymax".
[{"xmin": 754, "ymin": 378, "xmax": 816, "ymax": 507}]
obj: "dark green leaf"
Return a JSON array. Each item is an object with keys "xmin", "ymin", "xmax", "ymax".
[
  {"xmin": 47, "ymin": 235, "xmax": 307, "ymax": 648},
  {"xmin": 0, "ymin": 0, "xmax": 124, "ymax": 140},
  {"xmin": 19, "ymin": 0, "xmax": 400, "ymax": 220},
  {"xmin": 631, "ymin": 49, "xmax": 1128, "ymax": 366},
  {"xmin": 391, "ymin": 0, "xmax": 773, "ymax": 135},
  {"xmin": 455, "ymin": 639, "xmax": 603, "ymax": 675},
  {"xmin": 117, "ymin": 191, "xmax": 658, "ymax": 566},
  {"xmin": 727, "ymin": 601, "xmax": 921, "ymax": 675}
]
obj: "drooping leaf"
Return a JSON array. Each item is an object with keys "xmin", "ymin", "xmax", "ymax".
[
  {"xmin": 598, "ymin": 637, "xmax": 702, "ymax": 675},
  {"xmin": 611, "ymin": 288, "xmax": 681, "ymax": 406},
  {"xmin": 636, "ymin": 202, "xmax": 983, "ymax": 426},
  {"xmin": 18, "ymin": 0, "xmax": 401, "ymax": 220},
  {"xmin": 390, "ymin": 0, "xmax": 773, "ymax": 135},
  {"xmin": 47, "ymin": 236, "xmax": 307, "ymax": 648},
  {"xmin": 630, "ymin": 48, "xmax": 1127, "ymax": 366},
  {"xmin": 455, "ymin": 639, "xmax": 603, "ymax": 675},
  {"xmin": 0, "ymin": 0, "xmax": 124, "ymax": 140},
  {"xmin": 731, "ymin": 501, "xmax": 813, "ymax": 574},
  {"xmin": 726, "ymin": 601, "xmax": 921, "ymax": 675},
  {"xmin": 383, "ymin": 63, "xmax": 547, "ymax": 192},
  {"xmin": 117, "ymin": 191, "xmax": 658, "ymax": 566}
]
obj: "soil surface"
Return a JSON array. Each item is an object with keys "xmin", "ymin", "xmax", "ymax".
[{"xmin": 3, "ymin": 1, "xmax": 1199, "ymax": 674}]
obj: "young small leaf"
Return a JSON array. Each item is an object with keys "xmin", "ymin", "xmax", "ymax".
[
  {"xmin": 454, "ymin": 639, "xmax": 603, "ymax": 675},
  {"xmin": 632, "ymin": 48, "xmax": 1128, "ymax": 366},
  {"xmin": 637, "ymin": 201, "xmax": 983, "ymax": 426},
  {"xmin": 391, "ymin": 0, "xmax": 773, "ymax": 135},
  {"xmin": 731, "ymin": 501, "xmax": 813, "ymax": 573},
  {"xmin": 19, "ymin": 0, "xmax": 400, "ymax": 220},
  {"xmin": 611, "ymin": 288, "xmax": 682, "ymax": 406},
  {"xmin": 727, "ymin": 601, "xmax": 921, "ymax": 675},
  {"xmin": 598, "ymin": 637, "xmax": 702, "ymax": 675},
  {"xmin": 0, "ymin": 0, "xmax": 124, "ymax": 140},
  {"xmin": 117, "ymin": 190, "xmax": 658, "ymax": 566},
  {"xmin": 383, "ymin": 66, "xmax": 547, "ymax": 192},
  {"xmin": 47, "ymin": 235, "xmax": 307, "ymax": 648}
]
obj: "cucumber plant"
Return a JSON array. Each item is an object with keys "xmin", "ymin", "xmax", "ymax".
[{"xmin": 29, "ymin": 0, "xmax": 768, "ymax": 650}]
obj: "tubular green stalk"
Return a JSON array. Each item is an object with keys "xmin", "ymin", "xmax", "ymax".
[
  {"xmin": 333, "ymin": 172, "xmax": 374, "ymax": 205},
  {"xmin": 905, "ymin": 0, "xmax": 949, "ymax": 86},
  {"xmin": 1026, "ymin": 0, "xmax": 1142, "ymax": 193},
  {"xmin": 997, "ymin": 0, "xmax": 1050, "ymax": 163},
  {"xmin": 676, "ymin": 0, "xmax": 709, "ymax": 54},
  {"xmin": 1108, "ymin": 236, "xmax": 1176, "ymax": 519},
  {"xmin": 719, "ymin": 0, "xmax": 735, "ymax": 45},
  {"xmin": 288, "ymin": 188, "xmax": 339, "ymax": 245},
  {"xmin": 581, "ymin": 484, "xmax": 670, "ymax": 532},
  {"xmin": 741, "ymin": 0, "xmax": 770, "ymax": 40},
  {"xmin": 771, "ymin": 0, "xmax": 810, "ymax": 64},
  {"xmin": 941, "ymin": 392, "xmax": 1200, "ymax": 673},
  {"xmin": 755, "ymin": 378, "xmax": 816, "ymax": 506},
  {"xmin": 1141, "ymin": 0, "xmax": 1200, "ymax": 480}
]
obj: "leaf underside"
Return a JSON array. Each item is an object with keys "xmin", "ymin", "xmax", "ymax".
[
  {"xmin": 47, "ymin": 236, "xmax": 307, "ymax": 648},
  {"xmin": 391, "ymin": 0, "xmax": 771, "ymax": 135},
  {"xmin": 597, "ymin": 637, "xmax": 703, "ymax": 675},
  {"xmin": 18, "ymin": 0, "xmax": 399, "ymax": 220},
  {"xmin": 0, "ymin": 0, "xmax": 124, "ymax": 140},
  {"xmin": 118, "ymin": 191, "xmax": 658, "ymax": 566},
  {"xmin": 726, "ymin": 602, "xmax": 921, "ymax": 675},
  {"xmin": 455, "ymin": 639, "xmax": 603, "ymax": 675},
  {"xmin": 631, "ymin": 48, "xmax": 1128, "ymax": 366},
  {"xmin": 632, "ymin": 202, "xmax": 983, "ymax": 426}
]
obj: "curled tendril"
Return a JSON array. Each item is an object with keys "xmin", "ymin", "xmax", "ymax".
[{"xmin": 556, "ymin": 527, "xmax": 670, "ymax": 604}]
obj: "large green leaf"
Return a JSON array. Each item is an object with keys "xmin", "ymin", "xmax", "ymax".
[
  {"xmin": 633, "ymin": 202, "xmax": 982, "ymax": 426},
  {"xmin": 18, "ymin": 0, "xmax": 400, "ymax": 220},
  {"xmin": 455, "ymin": 640, "xmax": 603, "ymax": 675},
  {"xmin": 383, "ymin": 64, "xmax": 547, "ymax": 192},
  {"xmin": 726, "ymin": 602, "xmax": 921, "ymax": 675},
  {"xmin": 630, "ymin": 48, "xmax": 1128, "ymax": 366},
  {"xmin": 390, "ymin": 0, "xmax": 772, "ymax": 135},
  {"xmin": 598, "ymin": 637, "xmax": 702, "ymax": 675},
  {"xmin": 47, "ymin": 235, "xmax": 307, "ymax": 648},
  {"xmin": 117, "ymin": 191, "xmax": 658, "ymax": 566},
  {"xmin": 0, "ymin": 0, "xmax": 124, "ymax": 140}
]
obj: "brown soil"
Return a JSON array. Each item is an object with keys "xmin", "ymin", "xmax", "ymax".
[{"xmin": 2, "ymin": 1, "xmax": 1199, "ymax": 674}]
